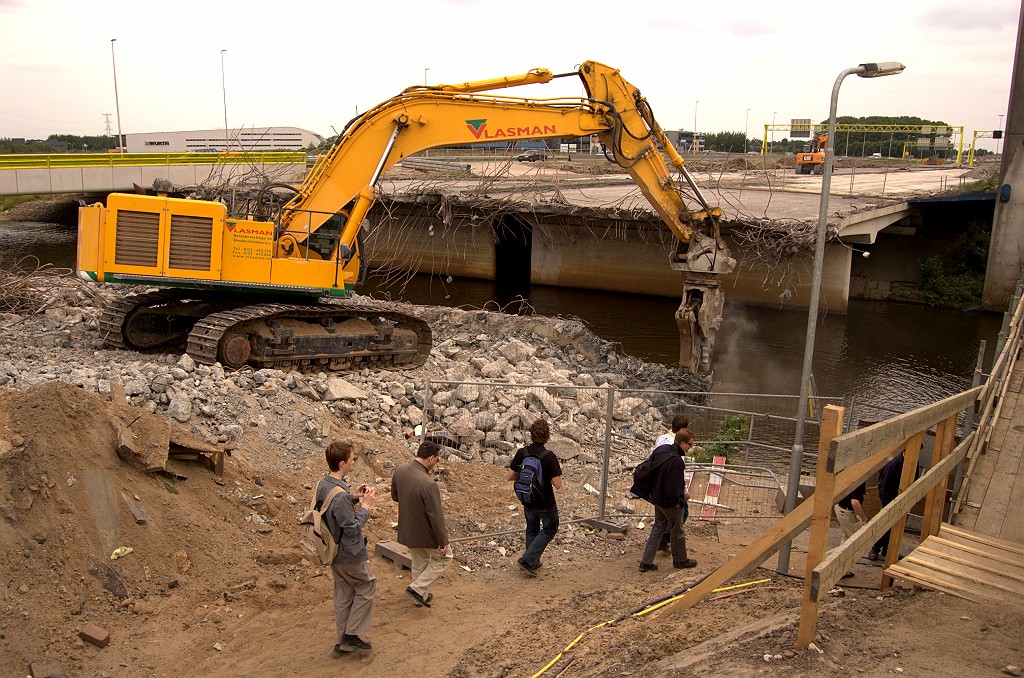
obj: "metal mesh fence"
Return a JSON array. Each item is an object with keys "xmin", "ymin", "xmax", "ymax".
[{"xmin": 418, "ymin": 380, "xmax": 842, "ymax": 525}]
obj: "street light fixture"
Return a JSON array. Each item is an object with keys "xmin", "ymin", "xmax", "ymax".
[
  {"xmin": 221, "ymin": 49, "xmax": 229, "ymax": 151},
  {"xmin": 776, "ymin": 60, "xmax": 906, "ymax": 575},
  {"xmin": 110, "ymin": 39, "xmax": 124, "ymax": 153}
]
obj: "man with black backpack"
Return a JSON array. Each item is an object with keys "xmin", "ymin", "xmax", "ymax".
[
  {"xmin": 507, "ymin": 419, "xmax": 563, "ymax": 577},
  {"xmin": 638, "ymin": 429, "xmax": 697, "ymax": 572}
]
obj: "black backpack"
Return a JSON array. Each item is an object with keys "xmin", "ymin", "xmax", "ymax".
[
  {"xmin": 514, "ymin": 450, "xmax": 546, "ymax": 505},
  {"xmin": 632, "ymin": 450, "xmax": 673, "ymax": 495}
]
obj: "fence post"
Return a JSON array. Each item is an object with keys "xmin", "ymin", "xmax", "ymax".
[
  {"xmin": 796, "ymin": 404, "xmax": 845, "ymax": 649},
  {"xmin": 880, "ymin": 431, "xmax": 924, "ymax": 589},
  {"xmin": 419, "ymin": 379, "xmax": 431, "ymax": 446},
  {"xmin": 599, "ymin": 385, "xmax": 615, "ymax": 520}
]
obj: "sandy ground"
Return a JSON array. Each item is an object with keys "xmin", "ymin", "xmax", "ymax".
[{"xmin": 2, "ymin": 382, "xmax": 1022, "ymax": 677}]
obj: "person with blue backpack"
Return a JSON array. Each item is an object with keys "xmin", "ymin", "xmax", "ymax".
[{"xmin": 507, "ymin": 419, "xmax": 563, "ymax": 577}]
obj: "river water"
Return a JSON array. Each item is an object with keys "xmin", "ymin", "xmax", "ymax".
[{"xmin": 0, "ymin": 220, "xmax": 1001, "ymax": 416}]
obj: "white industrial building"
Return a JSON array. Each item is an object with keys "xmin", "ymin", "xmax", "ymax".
[{"xmin": 125, "ymin": 127, "xmax": 324, "ymax": 153}]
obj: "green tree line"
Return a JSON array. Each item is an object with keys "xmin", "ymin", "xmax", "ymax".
[{"xmin": 0, "ymin": 134, "xmax": 122, "ymax": 154}]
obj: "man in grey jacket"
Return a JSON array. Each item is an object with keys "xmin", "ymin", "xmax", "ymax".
[
  {"xmin": 391, "ymin": 441, "xmax": 452, "ymax": 607},
  {"xmin": 317, "ymin": 440, "xmax": 377, "ymax": 655}
]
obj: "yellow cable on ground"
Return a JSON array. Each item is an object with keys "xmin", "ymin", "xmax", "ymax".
[
  {"xmin": 530, "ymin": 578, "xmax": 774, "ymax": 677},
  {"xmin": 633, "ymin": 578, "xmax": 771, "ymax": 618}
]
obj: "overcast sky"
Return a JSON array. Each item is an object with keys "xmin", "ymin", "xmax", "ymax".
[{"xmin": 1, "ymin": 0, "xmax": 1020, "ymax": 151}]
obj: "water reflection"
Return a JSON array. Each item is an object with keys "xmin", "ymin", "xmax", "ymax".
[
  {"xmin": 0, "ymin": 221, "xmax": 77, "ymax": 271},
  {"xmin": 364, "ymin": 273, "xmax": 1001, "ymax": 413}
]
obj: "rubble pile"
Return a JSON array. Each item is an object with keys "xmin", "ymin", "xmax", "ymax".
[{"xmin": 0, "ymin": 277, "xmax": 705, "ymax": 475}]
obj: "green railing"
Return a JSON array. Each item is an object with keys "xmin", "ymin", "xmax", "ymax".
[{"xmin": 0, "ymin": 151, "xmax": 306, "ymax": 169}]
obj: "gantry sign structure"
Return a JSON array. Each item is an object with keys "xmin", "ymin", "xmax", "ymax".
[
  {"xmin": 967, "ymin": 130, "xmax": 1004, "ymax": 166},
  {"xmin": 760, "ymin": 122, "xmax": 965, "ymax": 163}
]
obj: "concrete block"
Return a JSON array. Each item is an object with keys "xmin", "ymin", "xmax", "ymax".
[
  {"xmin": 29, "ymin": 661, "xmax": 66, "ymax": 678},
  {"xmin": 375, "ymin": 540, "xmax": 412, "ymax": 569},
  {"xmin": 79, "ymin": 622, "xmax": 110, "ymax": 648}
]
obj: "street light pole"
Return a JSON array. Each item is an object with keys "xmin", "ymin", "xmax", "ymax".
[
  {"xmin": 998, "ymin": 113, "xmax": 1005, "ymax": 154},
  {"xmin": 424, "ymin": 67, "xmax": 430, "ymax": 86},
  {"xmin": 771, "ymin": 111, "xmax": 777, "ymax": 154},
  {"xmin": 110, "ymin": 39, "xmax": 124, "ymax": 153},
  {"xmin": 776, "ymin": 61, "xmax": 905, "ymax": 575},
  {"xmin": 694, "ymin": 100, "xmax": 699, "ymax": 151},
  {"xmin": 745, "ymin": 108, "xmax": 751, "ymax": 153},
  {"xmin": 221, "ymin": 49, "xmax": 229, "ymax": 151}
]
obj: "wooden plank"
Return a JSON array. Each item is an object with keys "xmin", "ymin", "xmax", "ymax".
[
  {"xmin": 797, "ymin": 405, "xmax": 844, "ymax": 649},
  {"xmin": 881, "ymin": 432, "xmax": 924, "ymax": 588},
  {"xmin": 922, "ymin": 414, "xmax": 956, "ymax": 538},
  {"xmin": 1002, "ymin": 456, "xmax": 1024, "ymax": 542},
  {"xmin": 885, "ymin": 564, "xmax": 984, "ymax": 603},
  {"xmin": 927, "ymin": 536, "xmax": 1024, "ymax": 570},
  {"xmin": 660, "ymin": 441, "xmax": 900, "ymax": 617},
  {"xmin": 916, "ymin": 544, "xmax": 1024, "ymax": 583},
  {"xmin": 901, "ymin": 551, "xmax": 1024, "ymax": 596},
  {"xmin": 119, "ymin": 490, "xmax": 149, "ymax": 524},
  {"xmin": 829, "ymin": 387, "xmax": 981, "ymax": 474},
  {"xmin": 941, "ymin": 525, "xmax": 1024, "ymax": 556},
  {"xmin": 976, "ymin": 418, "xmax": 1024, "ymax": 539},
  {"xmin": 813, "ymin": 432, "xmax": 973, "ymax": 600}
]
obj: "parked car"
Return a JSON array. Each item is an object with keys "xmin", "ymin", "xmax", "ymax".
[{"xmin": 517, "ymin": 149, "xmax": 547, "ymax": 162}]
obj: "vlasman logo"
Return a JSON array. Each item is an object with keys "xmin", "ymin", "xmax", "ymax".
[
  {"xmin": 225, "ymin": 221, "xmax": 271, "ymax": 236},
  {"xmin": 465, "ymin": 119, "xmax": 557, "ymax": 140}
]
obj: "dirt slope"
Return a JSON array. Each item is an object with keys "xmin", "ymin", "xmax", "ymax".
[{"xmin": 2, "ymin": 383, "xmax": 1022, "ymax": 678}]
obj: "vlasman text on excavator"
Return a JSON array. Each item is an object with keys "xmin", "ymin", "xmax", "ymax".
[{"xmin": 77, "ymin": 61, "xmax": 736, "ymax": 375}]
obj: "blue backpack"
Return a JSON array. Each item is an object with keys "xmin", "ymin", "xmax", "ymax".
[{"xmin": 514, "ymin": 451, "xmax": 546, "ymax": 505}]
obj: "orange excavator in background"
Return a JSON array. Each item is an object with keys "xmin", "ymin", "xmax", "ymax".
[
  {"xmin": 796, "ymin": 133, "xmax": 828, "ymax": 174},
  {"xmin": 77, "ymin": 61, "xmax": 735, "ymax": 375}
]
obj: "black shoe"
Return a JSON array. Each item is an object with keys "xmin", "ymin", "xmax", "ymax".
[
  {"xmin": 673, "ymin": 559, "xmax": 698, "ymax": 569},
  {"xmin": 639, "ymin": 562, "xmax": 658, "ymax": 572},
  {"xmin": 332, "ymin": 644, "xmax": 352, "ymax": 657},
  {"xmin": 406, "ymin": 586, "xmax": 432, "ymax": 607},
  {"xmin": 868, "ymin": 549, "xmax": 880, "ymax": 561},
  {"xmin": 517, "ymin": 559, "xmax": 538, "ymax": 577},
  {"xmin": 657, "ymin": 544, "xmax": 671, "ymax": 555},
  {"xmin": 338, "ymin": 634, "xmax": 372, "ymax": 651}
]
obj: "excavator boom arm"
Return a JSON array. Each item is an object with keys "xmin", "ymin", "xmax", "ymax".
[{"xmin": 282, "ymin": 61, "xmax": 718, "ymax": 255}]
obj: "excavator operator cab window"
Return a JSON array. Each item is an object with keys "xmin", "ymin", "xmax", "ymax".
[{"xmin": 307, "ymin": 214, "xmax": 343, "ymax": 260}]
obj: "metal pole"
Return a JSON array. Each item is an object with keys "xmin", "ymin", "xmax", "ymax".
[
  {"xmin": 221, "ymin": 50, "xmax": 229, "ymax": 151},
  {"xmin": 771, "ymin": 112, "xmax": 777, "ymax": 154},
  {"xmin": 777, "ymin": 66, "xmax": 863, "ymax": 574},
  {"xmin": 694, "ymin": 100, "xmax": 699, "ymax": 140},
  {"xmin": 745, "ymin": 108, "xmax": 750, "ymax": 153},
  {"xmin": 598, "ymin": 385, "xmax": 615, "ymax": 519},
  {"xmin": 424, "ymin": 67, "xmax": 429, "ymax": 86},
  {"xmin": 110, "ymin": 39, "xmax": 124, "ymax": 153}
]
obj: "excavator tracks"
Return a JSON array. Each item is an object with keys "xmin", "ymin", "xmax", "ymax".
[
  {"xmin": 98, "ymin": 289, "xmax": 207, "ymax": 351},
  {"xmin": 185, "ymin": 301, "xmax": 432, "ymax": 373},
  {"xmin": 100, "ymin": 291, "xmax": 432, "ymax": 373}
]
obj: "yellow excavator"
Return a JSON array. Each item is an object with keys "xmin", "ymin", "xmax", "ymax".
[{"xmin": 77, "ymin": 60, "xmax": 735, "ymax": 374}]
